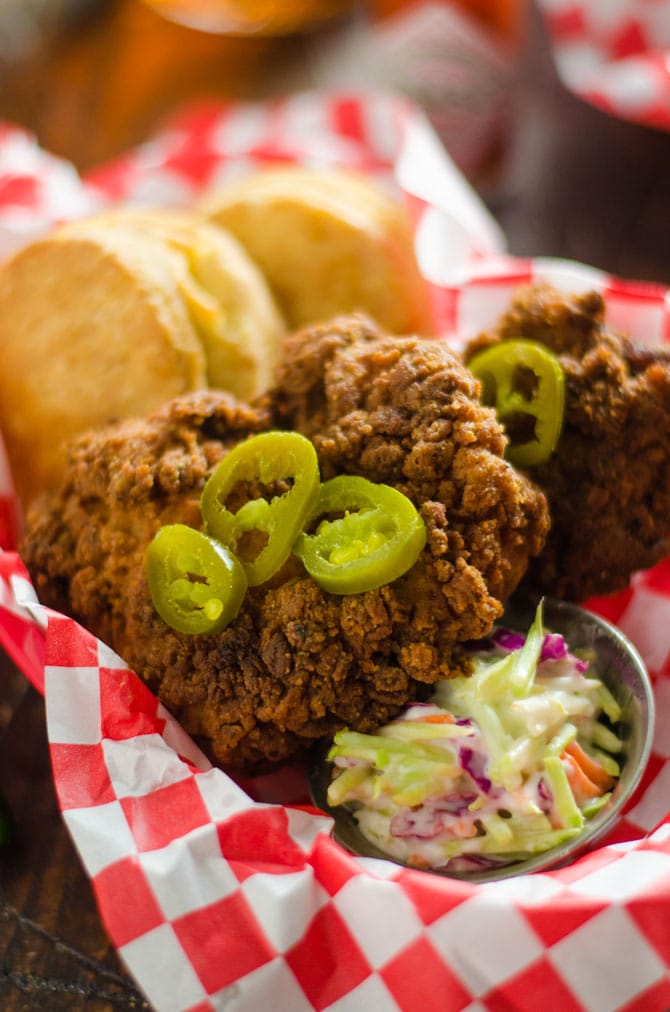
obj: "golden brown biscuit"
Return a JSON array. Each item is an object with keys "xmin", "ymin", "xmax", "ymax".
[
  {"xmin": 72, "ymin": 210, "xmax": 286, "ymax": 399},
  {"xmin": 200, "ymin": 167, "xmax": 433, "ymax": 334},
  {"xmin": 0, "ymin": 211, "xmax": 285, "ymax": 506}
]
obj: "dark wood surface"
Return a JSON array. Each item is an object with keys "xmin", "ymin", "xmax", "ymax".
[
  {"xmin": 1, "ymin": 2, "xmax": 670, "ymax": 1009},
  {"xmin": 0, "ymin": 663, "xmax": 149, "ymax": 1010}
]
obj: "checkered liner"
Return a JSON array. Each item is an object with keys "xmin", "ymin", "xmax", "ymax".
[
  {"xmin": 537, "ymin": 0, "xmax": 670, "ymax": 130},
  {"xmin": 1, "ymin": 92, "xmax": 670, "ymax": 1011}
]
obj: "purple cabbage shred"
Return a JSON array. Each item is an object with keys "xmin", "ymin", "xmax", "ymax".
[
  {"xmin": 445, "ymin": 854, "xmax": 513, "ymax": 872},
  {"xmin": 537, "ymin": 776, "xmax": 553, "ymax": 813},
  {"xmin": 459, "ymin": 745, "xmax": 492, "ymax": 794},
  {"xmin": 390, "ymin": 792, "xmax": 478, "ymax": 839},
  {"xmin": 492, "ymin": 628, "xmax": 525, "ymax": 652},
  {"xmin": 540, "ymin": 633, "xmax": 568, "ymax": 662}
]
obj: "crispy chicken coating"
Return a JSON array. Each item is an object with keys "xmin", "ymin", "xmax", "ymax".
[
  {"xmin": 21, "ymin": 391, "xmax": 271, "ymax": 651},
  {"xmin": 22, "ymin": 316, "xmax": 548, "ymax": 773},
  {"xmin": 267, "ymin": 315, "xmax": 548, "ymax": 601},
  {"xmin": 465, "ymin": 283, "xmax": 670, "ymax": 601}
]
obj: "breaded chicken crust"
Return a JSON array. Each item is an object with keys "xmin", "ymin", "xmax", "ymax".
[
  {"xmin": 22, "ymin": 317, "xmax": 549, "ymax": 773},
  {"xmin": 465, "ymin": 283, "xmax": 670, "ymax": 601}
]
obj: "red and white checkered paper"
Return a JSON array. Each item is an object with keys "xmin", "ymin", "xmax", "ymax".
[
  {"xmin": 537, "ymin": 0, "xmax": 670, "ymax": 131},
  {"xmin": 1, "ymin": 93, "xmax": 670, "ymax": 1011}
]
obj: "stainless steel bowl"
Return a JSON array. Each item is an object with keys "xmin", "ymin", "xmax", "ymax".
[{"xmin": 308, "ymin": 598, "xmax": 656, "ymax": 883}]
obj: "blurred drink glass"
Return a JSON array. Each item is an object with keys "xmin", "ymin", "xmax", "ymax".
[
  {"xmin": 314, "ymin": 0, "xmax": 528, "ymax": 180},
  {"xmin": 371, "ymin": 0, "xmax": 524, "ymax": 45}
]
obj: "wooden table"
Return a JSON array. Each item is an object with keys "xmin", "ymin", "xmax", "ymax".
[
  {"xmin": 1, "ymin": 2, "xmax": 670, "ymax": 1009},
  {"xmin": 0, "ymin": 663, "xmax": 150, "ymax": 1011}
]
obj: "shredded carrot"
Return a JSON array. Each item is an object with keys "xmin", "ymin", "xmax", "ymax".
[
  {"xmin": 408, "ymin": 854, "xmax": 432, "ymax": 869},
  {"xmin": 564, "ymin": 740, "xmax": 616, "ymax": 791},
  {"xmin": 562, "ymin": 754, "xmax": 604, "ymax": 804},
  {"xmin": 420, "ymin": 713, "xmax": 456, "ymax": 724}
]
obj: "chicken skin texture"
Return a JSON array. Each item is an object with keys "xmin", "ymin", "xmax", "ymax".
[
  {"xmin": 465, "ymin": 284, "xmax": 670, "ymax": 601},
  {"xmin": 22, "ymin": 317, "xmax": 549, "ymax": 773}
]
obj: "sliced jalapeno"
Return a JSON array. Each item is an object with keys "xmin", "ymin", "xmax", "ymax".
[
  {"xmin": 201, "ymin": 431, "xmax": 320, "ymax": 587},
  {"xmin": 146, "ymin": 524, "xmax": 247, "ymax": 635},
  {"xmin": 293, "ymin": 475, "xmax": 426, "ymax": 594},
  {"xmin": 468, "ymin": 339, "xmax": 565, "ymax": 468}
]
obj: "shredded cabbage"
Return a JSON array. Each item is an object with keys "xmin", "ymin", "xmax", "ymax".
[{"xmin": 326, "ymin": 601, "xmax": 623, "ymax": 872}]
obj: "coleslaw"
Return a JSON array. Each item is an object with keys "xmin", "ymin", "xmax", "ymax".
[{"xmin": 326, "ymin": 600, "xmax": 623, "ymax": 872}]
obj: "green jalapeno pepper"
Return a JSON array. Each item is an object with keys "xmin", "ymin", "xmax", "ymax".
[
  {"xmin": 293, "ymin": 475, "xmax": 426, "ymax": 594},
  {"xmin": 201, "ymin": 431, "xmax": 320, "ymax": 587},
  {"xmin": 468, "ymin": 339, "xmax": 565, "ymax": 468},
  {"xmin": 146, "ymin": 524, "xmax": 247, "ymax": 635}
]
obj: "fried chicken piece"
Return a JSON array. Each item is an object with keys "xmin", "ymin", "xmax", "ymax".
[
  {"xmin": 268, "ymin": 315, "xmax": 548, "ymax": 601},
  {"xmin": 22, "ymin": 317, "xmax": 549, "ymax": 774},
  {"xmin": 22, "ymin": 391, "xmax": 271, "ymax": 649},
  {"xmin": 465, "ymin": 283, "xmax": 670, "ymax": 601}
]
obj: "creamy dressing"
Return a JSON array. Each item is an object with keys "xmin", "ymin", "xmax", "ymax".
[{"xmin": 327, "ymin": 602, "xmax": 622, "ymax": 872}]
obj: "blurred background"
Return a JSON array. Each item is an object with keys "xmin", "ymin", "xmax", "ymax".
[
  {"xmin": 1, "ymin": 4, "xmax": 670, "ymax": 1009},
  {"xmin": 0, "ymin": 0, "xmax": 668, "ymax": 287}
]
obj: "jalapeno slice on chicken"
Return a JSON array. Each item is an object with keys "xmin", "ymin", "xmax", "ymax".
[
  {"xmin": 146, "ymin": 524, "xmax": 247, "ymax": 635},
  {"xmin": 294, "ymin": 475, "xmax": 426, "ymax": 594},
  {"xmin": 201, "ymin": 431, "xmax": 320, "ymax": 586},
  {"xmin": 469, "ymin": 339, "xmax": 565, "ymax": 468}
]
